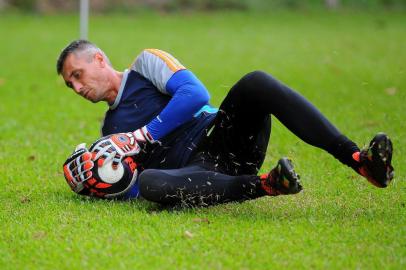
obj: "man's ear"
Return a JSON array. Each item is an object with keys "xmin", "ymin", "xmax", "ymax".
[{"xmin": 94, "ymin": 52, "xmax": 106, "ymax": 67}]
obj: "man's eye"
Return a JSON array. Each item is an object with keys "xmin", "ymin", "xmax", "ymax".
[
  {"xmin": 66, "ymin": 81, "xmax": 73, "ymax": 88},
  {"xmin": 74, "ymin": 72, "xmax": 80, "ymax": 79}
]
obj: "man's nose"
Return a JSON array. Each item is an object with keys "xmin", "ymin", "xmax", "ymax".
[{"xmin": 72, "ymin": 82, "xmax": 83, "ymax": 93}]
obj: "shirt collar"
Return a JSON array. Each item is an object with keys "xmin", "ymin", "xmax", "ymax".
[{"xmin": 109, "ymin": 69, "xmax": 129, "ymax": 110}]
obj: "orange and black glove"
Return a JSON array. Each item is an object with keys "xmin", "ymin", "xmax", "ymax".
[{"xmin": 63, "ymin": 143, "xmax": 94, "ymax": 193}]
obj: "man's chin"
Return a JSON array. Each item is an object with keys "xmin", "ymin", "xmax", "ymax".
[{"xmin": 86, "ymin": 97, "xmax": 101, "ymax": 103}]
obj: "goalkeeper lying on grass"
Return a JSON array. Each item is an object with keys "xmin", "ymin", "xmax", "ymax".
[{"xmin": 57, "ymin": 40, "xmax": 394, "ymax": 206}]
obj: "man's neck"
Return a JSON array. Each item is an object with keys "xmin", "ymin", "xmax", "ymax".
[{"xmin": 106, "ymin": 70, "xmax": 124, "ymax": 105}]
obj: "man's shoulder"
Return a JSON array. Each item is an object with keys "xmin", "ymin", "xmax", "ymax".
[
  {"xmin": 129, "ymin": 49, "xmax": 187, "ymax": 93},
  {"xmin": 131, "ymin": 49, "xmax": 185, "ymax": 72}
]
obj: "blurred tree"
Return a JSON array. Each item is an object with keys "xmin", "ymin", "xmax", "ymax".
[
  {"xmin": 7, "ymin": 0, "xmax": 36, "ymax": 11},
  {"xmin": 35, "ymin": 0, "xmax": 77, "ymax": 13}
]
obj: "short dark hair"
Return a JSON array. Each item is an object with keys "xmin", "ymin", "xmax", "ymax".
[{"xmin": 56, "ymin": 40, "xmax": 97, "ymax": 75}]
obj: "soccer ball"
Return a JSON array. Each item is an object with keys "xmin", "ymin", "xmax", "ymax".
[{"xmin": 83, "ymin": 154, "xmax": 139, "ymax": 199}]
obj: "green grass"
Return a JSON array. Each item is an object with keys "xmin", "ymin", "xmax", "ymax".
[{"xmin": 0, "ymin": 10, "xmax": 405, "ymax": 269}]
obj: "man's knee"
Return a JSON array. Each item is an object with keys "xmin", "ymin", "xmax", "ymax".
[
  {"xmin": 138, "ymin": 169, "xmax": 167, "ymax": 200},
  {"xmin": 242, "ymin": 70, "xmax": 272, "ymax": 83},
  {"xmin": 236, "ymin": 70, "xmax": 278, "ymax": 91}
]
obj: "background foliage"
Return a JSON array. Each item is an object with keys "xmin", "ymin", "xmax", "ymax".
[{"xmin": 1, "ymin": 0, "xmax": 406, "ymax": 13}]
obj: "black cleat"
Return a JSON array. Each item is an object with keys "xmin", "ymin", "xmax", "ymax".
[
  {"xmin": 260, "ymin": 157, "xmax": 303, "ymax": 196},
  {"xmin": 353, "ymin": 133, "xmax": 394, "ymax": 188}
]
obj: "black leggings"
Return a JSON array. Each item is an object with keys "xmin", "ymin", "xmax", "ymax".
[{"xmin": 138, "ymin": 71, "xmax": 359, "ymax": 206}]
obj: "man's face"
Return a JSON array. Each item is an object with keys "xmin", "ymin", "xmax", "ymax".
[{"xmin": 61, "ymin": 52, "xmax": 110, "ymax": 103}]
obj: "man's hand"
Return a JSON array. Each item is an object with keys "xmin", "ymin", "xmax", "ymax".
[
  {"xmin": 63, "ymin": 143, "xmax": 94, "ymax": 193},
  {"xmin": 62, "ymin": 127, "xmax": 154, "ymax": 194},
  {"xmin": 90, "ymin": 126, "xmax": 155, "ymax": 169}
]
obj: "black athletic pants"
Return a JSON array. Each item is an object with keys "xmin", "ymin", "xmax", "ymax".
[{"xmin": 138, "ymin": 71, "xmax": 360, "ymax": 206}]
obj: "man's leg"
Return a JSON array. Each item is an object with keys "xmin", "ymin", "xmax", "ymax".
[
  {"xmin": 202, "ymin": 70, "xmax": 393, "ymax": 187},
  {"xmin": 203, "ymin": 71, "xmax": 357, "ymax": 168},
  {"xmin": 195, "ymin": 111, "xmax": 272, "ymax": 176},
  {"xmin": 138, "ymin": 158, "xmax": 301, "ymax": 206},
  {"xmin": 138, "ymin": 165, "xmax": 262, "ymax": 206}
]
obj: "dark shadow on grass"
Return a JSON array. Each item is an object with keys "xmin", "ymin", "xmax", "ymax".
[{"xmin": 61, "ymin": 190, "xmax": 254, "ymax": 214}]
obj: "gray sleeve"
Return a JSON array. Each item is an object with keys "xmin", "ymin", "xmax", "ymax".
[{"xmin": 131, "ymin": 49, "xmax": 186, "ymax": 95}]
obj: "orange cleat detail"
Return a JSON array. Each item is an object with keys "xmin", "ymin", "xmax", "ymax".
[
  {"xmin": 352, "ymin": 151, "xmax": 360, "ymax": 162},
  {"xmin": 260, "ymin": 158, "xmax": 302, "ymax": 196},
  {"xmin": 354, "ymin": 133, "xmax": 394, "ymax": 188},
  {"xmin": 260, "ymin": 173, "xmax": 278, "ymax": 196}
]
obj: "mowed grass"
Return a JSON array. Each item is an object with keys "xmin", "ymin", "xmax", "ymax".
[{"xmin": 0, "ymin": 10, "xmax": 405, "ymax": 269}]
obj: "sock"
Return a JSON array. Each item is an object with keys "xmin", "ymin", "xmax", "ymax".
[{"xmin": 327, "ymin": 135, "xmax": 361, "ymax": 171}]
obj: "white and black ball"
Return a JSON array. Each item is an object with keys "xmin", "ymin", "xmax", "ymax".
[{"xmin": 83, "ymin": 155, "xmax": 139, "ymax": 199}]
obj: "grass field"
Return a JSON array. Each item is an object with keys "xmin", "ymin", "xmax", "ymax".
[{"xmin": 0, "ymin": 10, "xmax": 405, "ymax": 269}]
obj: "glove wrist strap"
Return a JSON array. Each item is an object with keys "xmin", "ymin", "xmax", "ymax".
[{"xmin": 133, "ymin": 126, "xmax": 155, "ymax": 144}]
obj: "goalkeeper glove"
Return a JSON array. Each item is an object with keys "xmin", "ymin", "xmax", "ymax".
[
  {"xmin": 90, "ymin": 126, "xmax": 155, "ymax": 169},
  {"xmin": 63, "ymin": 143, "xmax": 94, "ymax": 193}
]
